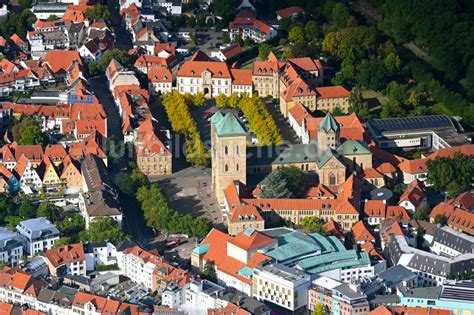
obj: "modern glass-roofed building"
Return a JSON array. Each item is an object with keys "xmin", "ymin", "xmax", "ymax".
[{"xmin": 261, "ymin": 228, "xmax": 380, "ymax": 283}]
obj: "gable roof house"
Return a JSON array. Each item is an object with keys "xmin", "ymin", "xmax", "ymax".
[
  {"xmin": 43, "ymin": 243, "xmax": 86, "ymax": 277},
  {"xmin": 79, "ymin": 154, "xmax": 122, "ymax": 228}
]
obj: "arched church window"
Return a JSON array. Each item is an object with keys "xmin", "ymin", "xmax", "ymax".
[{"xmin": 329, "ymin": 173, "xmax": 336, "ymax": 186}]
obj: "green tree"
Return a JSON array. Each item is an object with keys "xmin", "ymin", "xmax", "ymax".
[
  {"xmin": 332, "ymin": 107, "xmax": 345, "ymax": 116},
  {"xmin": 37, "ymin": 203, "xmax": 61, "ymax": 222},
  {"xmin": 261, "ymin": 166, "xmax": 305, "ymax": 198},
  {"xmin": 355, "ymin": 59, "xmax": 389, "ymax": 91},
  {"xmin": 301, "ymin": 217, "xmax": 328, "ymax": 235},
  {"xmin": 212, "ymin": 0, "xmax": 235, "ymax": 23},
  {"xmin": 215, "ymin": 94, "xmax": 228, "ymax": 107},
  {"xmin": 413, "ymin": 204, "xmax": 430, "ymax": 221},
  {"xmin": 114, "ymin": 172, "xmax": 136, "ymax": 195},
  {"xmin": 54, "ymin": 237, "xmax": 71, "ymax": 247},
  {"xmin": 312, "ymin": 303, "xmax": 325, "ymax": 315},
  {"xmin": 96, "ymin": 49, "xmax": 131, "ymax": 73},
  {"xmin": 258, "ymin": 43, "xmax": 273, "ymax": 61},
  {"xmin": 465, "ymin": 60, "xmax": 474, "ymax": 98},
  {"xmin": 85, "ymin": 4, "xmax": 111, "ymax": 21},
  {"xmin": 56, "ymin": 214, "xmax": 85, "ymax": 240},
  {"xmin": 426, "ymin": 152, "xmax": 472, "ymax": 196},
  {"xmin": 278, "ymin": 18, "xmax": 289, "ymax": 32},
  {"xmin": 227, "ymin": 93, "xmax": 241, "ymax": 108},
  {"xmin": 203, "ymin": 260, "xmax": 217, "ymax": 281},
  {"xmin": 80, "ymin": 217, "xmax": 128, "ymax": 244},
  {"xmin": 137, "ymin": 184, "xmax": 173, "ymax": 231},
  {"xmin": 348, "ymin": 88, "xmax": 370, "ymax": 120},
  {"xmin": 304, "ymin": 21, "xmax": 318, "ymax": 42},
  {"xmin": 19, "ymin": 199, "xmax": 36, "ymax": 219},
  {"xmin": 19, "ymin": 125, "xmax": 46, "ymax": 146},
  {"xmin": 0, "ymin": 194, "xmax": 17, "ymax": 225},
  {"xmin": 331, "ymin": 3, "xmax": 350, "ymax": 29},
  {"xmin": 380, "ymin": 98, "xmax": 406, "ymax": 118},
  {"xmin": 434, "ymin": 214, "xmax": 447, "ymax": 225},
  {"xmin": 288, "ymin": 25, "xmax": 305, "ymax": 43},
  {"xmin": 384, "ymin": 52, "xmax": 401, "ymax": 75},
  {"xmin": 46, "ymin": 15, "xmax": 58, "ymax": 22},
  {"xmin": 193, "ymin": 92, "xmax": 206, "ymax": 107},
  {"xmin": 18, "ymin": 0, "xmax": 32, "ymax": 8}
]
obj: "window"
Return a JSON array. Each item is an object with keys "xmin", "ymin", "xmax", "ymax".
[
  {"xmin": 236, "ymin": 164, "xmax": 239, "ymax": 171},
  {"xmin": 329, "ymin": 173, "xmax": 336, "ymax": 186},
  {"xmin": 224, "ymin": 146, "xmax": 228, "ymax": 155},
  {"xmin": 225, "ymin": 164, "xmax": 228, "ymax": 172}
]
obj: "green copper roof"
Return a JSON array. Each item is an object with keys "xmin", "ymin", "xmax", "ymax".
[
  {"xmin": 318, "ymin": 113, "xmax": 340, "ymax": 133},
  {"xmin": 210, "ymin": 111, "xmax": 224, "ymax": 125},
  {"xmin": 192, "ymin": 244, "xmax": 210, "ymax": 255},
  {"xmin": 215, "ymin": 113, "xmax": 246, "ymax": 136},
  {"xmin": 316, "ymin": 149, "xmax": 335, "ymax": 168},
  {"xmin": 337, "ymin": 140, "xmax": 371, "ymax": 155},
  {"xmin": 237, "ymin": 266, "xmax": 253, "ymax": 279}
]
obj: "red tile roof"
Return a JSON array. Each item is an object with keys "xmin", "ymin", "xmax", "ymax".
[
  {"xmin": 316, "ymin": 86, "xmax": 350, "ymax": 99},
  {"xmin": 220, "ymin": 43, "xmax": 243, "ymax": 59},
  {"xmin": 228, "ymin": 229, "xmax": 275, "ymax": 251},
  {"xmin": 148, "ymin": 67, "xmax": 172, "ymax": 83},
  {"xmin": 352, "ymin": 221, "xmax": 375, "ymax": 243},
  {"xmin": 44, "ymin": 243, "xmax": 85, "ymax": 268},
  {"xmin": 229, "ymin": 18, "xmax": 272, "ymax": 35},
  {"xmin": 229, "ymin": 205, "xmax": 263, "ymax": 223},
  {"xmin": 364, "ymin": 200, "xmax": 386, "ymax": 218},
  {"xmin": 289, "ymin": 105, "xmax": 365, "ymax": 142},
  {"xmin": 177, "ymin": 60, "xmax": 231, "ymax": 78},
  {"xmin": 242, "ymin": 198, "xmax": 359, "ymax": 215},
  {"xmin": 276, "ymin": 6, "xmax": 304, "ymax": 18},
  {"xmin": 399, "ymin": 179, "xmax": 426, "ymax": 208},
  {"xmin": 41, "ymin": 50, "xmax": 83, "ymax": 74},
  {"xmin": 231, "ymin": 68, "xmax": 253, "ymax": 86}
]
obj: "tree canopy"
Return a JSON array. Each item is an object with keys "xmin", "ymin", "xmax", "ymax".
[
  {"xmin": 136, "ymin": 184, "xmax": 211, "ymax": 237},
  {"xmin": 85, "ymin": 4, "xmax": 111, "ymax": 21},
  {"xmin": 261, "ymin": 166, "xmax": 305, "ymax": 198},
  {"xmin": 426, "ymin": 152, "xmax": 472, "ymax": 197},
  {"xmin": 80, "ymin": 217, "xmax": 128, "ymax": 244},
  {"xmin": 161, "ymin": 92, "xmax": 209, "ymax": 166},
  {"xmin": 19, "ymin": 125, "xmax": 47, "ymax": 146},
  {"xmin": 37, "ymin": 203, "xmax": 61, "ymax": 222},
  {"xmin": 301, "ymin": 217, "xmax": 328, "ymax": 235},
  {"xmin": 19, "ymin": 199, "xmax": 36, "ymax": 219}
]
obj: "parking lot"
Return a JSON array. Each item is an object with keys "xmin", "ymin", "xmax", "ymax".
[
  {"xmin": 194, "ymin": 28, "xmax": 224, "ymax": 55},
  {"xmin": 152, "ymin": 166, "xmax": 223, "ymax": 227}
]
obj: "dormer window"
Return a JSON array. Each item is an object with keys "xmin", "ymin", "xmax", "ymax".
[
  {"xmin": 218, "ymin": 71, "xmax": 222, "ymax": 76},
  {"xmin": 270, "ymin": 69, "xmax": 273, "ymax": 74},
  {"xmin": 297, "ymin": 88, "xmax": 303, "ymax": 94},
  {"xmin": 190, "ymin": 70, "xmax": 195, "ymax": 75}
]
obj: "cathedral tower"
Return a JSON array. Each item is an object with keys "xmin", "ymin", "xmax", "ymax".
[
  {"xmin": 211, "ymin": 112, "xmax": 247, "ymax": 204},
  {"xmin": 317, "ymin": 112, "xmax": 340, "ymax": 153}
]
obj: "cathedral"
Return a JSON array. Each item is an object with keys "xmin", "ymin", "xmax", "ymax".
[{"xmin": 211, "ymin": 111, "xmax": 373, "ymax": 203}]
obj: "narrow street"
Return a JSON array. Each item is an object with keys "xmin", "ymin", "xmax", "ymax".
[{"xmin": 106, "ymin": 0, "xmax": 133, "ymax": 51}]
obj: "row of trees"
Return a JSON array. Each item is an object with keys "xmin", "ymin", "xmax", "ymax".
[
  {"xmin": 136, "ymin": 184, "xmax": 211, "ymax": 238},
  {"xmin": 214, "ymin": 93, "xmax": 282, "ymax": 146},
  {"xmin": 161, "ymin": 91, "xmax": 209, "ymax": 165}
]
